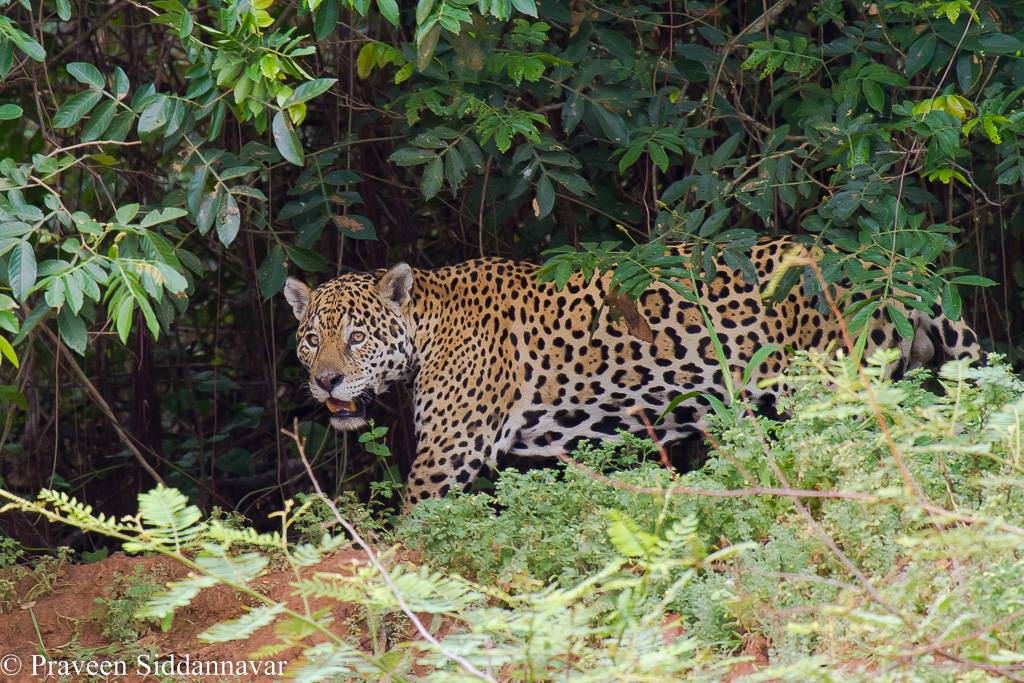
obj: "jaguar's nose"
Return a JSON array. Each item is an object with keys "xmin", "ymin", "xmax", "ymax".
[{"xmin": 316, "ymin": 371, "xmax": 344, "ymax": 392}]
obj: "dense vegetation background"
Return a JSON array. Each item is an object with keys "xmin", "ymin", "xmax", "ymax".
[{"xmin": 0, "ymin": 0, "xmax": 1023, "ymax": 546}]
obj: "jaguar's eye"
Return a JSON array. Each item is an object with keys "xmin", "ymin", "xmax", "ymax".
[
  {"xmin": 305, "ymin": 332, "xmax": 320, "ymax": 347},
  {"xmin": 349, "ymin": 331, "xmax": 366, "ymax": 345}
]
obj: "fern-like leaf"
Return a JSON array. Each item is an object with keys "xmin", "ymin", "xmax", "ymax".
[
  {"xmin": 126, "ymin": 485, "xmax": 205, "ymax": 552},
  {"xmin": 136, "ymin": 574, "xmax": 217, "ymax": 620},
  {"xmin": 605, "ymin": 509, "xmax": 658, "ymax": 559},
  {"xmin": 289, "ymin": 642, "xmax": 371, "ymax": 683},
  {"xmin": 198, "ymin": 604, "xmax": 285, "ymax": 642}
]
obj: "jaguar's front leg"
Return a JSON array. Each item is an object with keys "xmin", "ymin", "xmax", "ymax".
[
  {"xmin": 403, "ymin": 353, "xmax": 520, "ymax": 511},
  {"xmin": 403, "ymin": 444, "xmax": 488, "ymax": 511}
]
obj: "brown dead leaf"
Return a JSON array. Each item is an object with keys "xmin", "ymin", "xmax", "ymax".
[
  {"xmin": 606, "ymin": 290, "xmax": 654, "ymax": 343},
  {"xmin": 333, "ymin": 215, "xmax": 369, "ymax": 237}
]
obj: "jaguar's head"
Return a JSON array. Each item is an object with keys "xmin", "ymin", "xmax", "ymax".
[{"xmin": 283, "ymin": 264, "xmax": 414, "ymax": 431}]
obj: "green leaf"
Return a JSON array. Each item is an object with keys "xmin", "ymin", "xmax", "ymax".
[
  {"xmin": 188, "ymin": 165, "xmax": 209, "ymax": 214},
  {"xmin": 135, "ymin": 485, "xmax": 205, "ymax": 547},
  {"xmin": 941, "ymin": 282, "xmax": 962, "ymax": 321},
  {"xmin": 0, "ymin": 337, "xmax": 18, "ymax": 368},
  {"xmin": 137, "ymin": 574, "xmax": 217, "ymax": 622},
  {"xmin": 376, "ymin": 0, "xmax": 400, "ymax": 26},
  {"xmin": 12, "ymin": 302, "xmax": 49, "ymax": 345},
  {"xmin": 138, "ymin": 95, "xmax": 171, "ymax": 135},
  {"xmin": 56, "ymin": 0, "xmax": 72, "ymax": 20},
  {"xmin": 0, "ymin": 43, "xmax": 13, "ymax": 79},
  {"xmin": 57, "ymin": 308, "xmax": 87, "ymax": 355},
  {"xmin": 216, "ymin": 191, "xmax": 241, "ymax": 246},
  {"xmin": 657, "ymin": 390, "xmax": 700, "ymax": 424},
  {"xmin": 284, "ymin": 78, "xmax": 337, "ymax": 106},
  {"xmin": 283, "ymin": 245, "xmax": 328, "ymax": 272},
  {"xmin": 258, "ymin": 245, "xmax": 287, "ymax": 300},
  {"xmin": 218, "ymin": 166, "xmax": 260, "ymax": 181},
  {"xmin": 949, "ymin": 275, "xmax": 996, "ymax": 287},
  {"xmin": 389, "ymin": 148, "xmax": 436, "ymax": 166},
  {"xmin": 63, "ymin": 272, "xmax": 84, "ymax": 314},
  {"xmin": 594, "ymin": 106, "xmax": 628, "ymax": 144},
  {"xmin": 8, "ymin": 240, "xmax": 36, "ymax": 301},
  {"xmin": 742, "ymin": 344, "xmax": 781, "ymax": 386},
  {"xmin": 80, "ymin": 99, "xmax": 116, "ymax": 142},
  {"xmin": 618, "ymin": 142, "xmax": 644, "ymax": 174},
  {"xmin": 115, "ymin": 203, "xmax": 140, "ymax": 224},
  {"xmin": 272, "ymin": 111, "xmax": 305, "ymax": 166},
  {"xmin": 511, "ymin": 0, "xmax": 538, "ymax": 17},
  {"xmin": 137, "ymin": 295, "xmax": 159, "ymax": 337},
  {"xmin": 548, "ymin": 169, "xmax": 592, "ymax": 196},
  {"xmin": 416, "ymin": 22, "xmax": 442, "ymax": 72},
  {"xmin": 314, "ymin": 0, "xmax": 339, "ymax": 40},
  {"xmin": 44, "ymin": 280, "xmax": 65, "ymax": 309},
  {"xmin": 700, "ymin": 208, "xmax": 731, "ymax": 237},
  {"xmin": 0, "ymin": 104, "xmax": 23, "ymax": 120},
  {"xmin": 53, "ymin": 89, "xmax": 103, "ymax": 128},
  {"xmin": 197, "ymin": 189, "xmax": 221, "ymax": 235},
  {"xmin": 443, "ymin": 148, "xmax": 467, "ymax": 189},
  {"xmin": 334, "ymin": 214, "xmax": 377, "ymax": 240},
  {"xmin": 115, "ymin": 295, "xmax": 134, "ymax": 343},
  {"xmin": 862, "ymin": 79, "xmax": 884, "ymax": 112},
  {"xmin": 711, "ymin": 132, "xmax": 743, "ymax": 166},
  {"xmin": 11, "ymin": 34, "xmax": 44, "ymax": 62},
  {"xmin": 105, "ymin": 110, "xmax": 134, "ymax": 141},
  {"xmin": 884, "ymin": 304, "xmax": 913, "ymax": 339},
  {"xmin": 140, "ymin": 207, "xmax": 189, "ymax": 228},
  {"xmin": 534, "ymin": 174, "xmax": 554, "ymax": 218},
  {"xmin": 648, "ymin": 142, "xmax": 669, "ymax": 172},
  {"xmin": 420, "ymin": 156, "xmax": 443, "ymax": 199},
  {"xmin": 113, "ymin": 67, "xmax": 130, "ymax": 99},
  {"xmin": 977, "ymin": 32, "xmax": 1024, "ymax": 55},
  {"xmin": 416, "ymin": 0, "xmax": 436, "ymax": 24},
  {"xmin": 67, "ymin": 62, "xmax": 104, "ymax": 89}
]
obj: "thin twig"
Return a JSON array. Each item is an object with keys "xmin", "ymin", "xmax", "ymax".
[
  {"xmin": 900, "ymin": 607, "xmax": 1024, "ymax": 658},
  {"xmin": 554, "ymin": 452, "xmax": 877, "ymax": 501},
  {"xmin": 45, "ymin": 140, "xmax": 142, "ymax": 157},
  {"xmin": 630, "ymin": 407, "xmax": 672, "ymax": 469},
  {"xmin": 36, "ymin": 323, "xmax": 165, "ymax": 485}
]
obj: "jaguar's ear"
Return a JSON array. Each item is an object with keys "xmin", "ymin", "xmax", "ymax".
[
  {"xmin": 378, "ymin": 263, "xmax": 413, "ymax": 308},
  {"xmin": 283, "ymin": 276, "xmax": 311, "ymax": 320}
]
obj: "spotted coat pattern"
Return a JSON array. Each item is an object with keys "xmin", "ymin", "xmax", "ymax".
[{"xmin": 283, "ymin": 237, "xmax": 981, "ymax": 508}]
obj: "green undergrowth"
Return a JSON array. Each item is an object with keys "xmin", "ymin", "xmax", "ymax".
[
  {"xmin": 398, "ymin": 350, "xmax": 1024, "ymax": 677},
  {"xmin": 1, "ymin": 350, "xmax": 1023, "ymax": 680}
]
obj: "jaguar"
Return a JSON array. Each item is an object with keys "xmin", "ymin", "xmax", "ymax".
[{"xmin": 283, "ymin": 236, "xmax": 980, "ymax": 508}]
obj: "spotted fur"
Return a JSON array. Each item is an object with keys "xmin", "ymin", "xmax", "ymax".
[{"xmin": 283, "ymin": 237, "xmax": 980, "ymax": 508}]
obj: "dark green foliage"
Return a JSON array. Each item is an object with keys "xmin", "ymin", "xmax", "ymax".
[
  {"xmin": 94, "ymin": 565, "xmax": 165, "ymax": 643},
  {"xmin": 397, "ymin": 433, "xmax": 669, "ymax": 583}
]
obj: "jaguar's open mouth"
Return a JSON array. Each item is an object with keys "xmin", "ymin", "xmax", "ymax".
[
  {"xmin": 325, "ymin": 397, "xmax": 364, "ymax": 418},
  {"xmin": 322, "ymin": 392, "xmax": 373, "ymax": 430}
]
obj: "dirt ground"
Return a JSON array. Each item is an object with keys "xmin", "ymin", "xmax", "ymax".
[
  {"xmin": 0, "ymin": 549, "xmax": 766, "ymax": 682},
  {"xmin": 0, "ymin": 549, "xmax": 399, "ymax": 682}
]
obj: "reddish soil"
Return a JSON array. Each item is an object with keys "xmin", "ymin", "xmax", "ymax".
[
  {"xmin": 0, "ymin": 551, "xmax": 767, "ymax": 682},
  {"xmin": 0, "ymin": 550, "xmax": 406, "ymax": 682}
]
